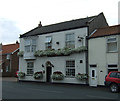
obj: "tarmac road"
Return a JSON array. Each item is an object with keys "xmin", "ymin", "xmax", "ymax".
[{"xmin": 2, "ymin": 77, "xmax": 120, "ymax": 100}]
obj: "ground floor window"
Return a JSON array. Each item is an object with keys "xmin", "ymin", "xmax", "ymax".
[
  {"xmin": 6, "ymin": 66, "xmax": 10, "ymax": 72},
  {"xmin": 107, "ymin": 64, "xmax": 118, "ymax": 73},
  {"xmin": 66, "ymin": 60, "xmax": 75, "ymax": 77},
  {"xmin": 27, "ymin": 62, "xmax": 34, "ymax": 75}
]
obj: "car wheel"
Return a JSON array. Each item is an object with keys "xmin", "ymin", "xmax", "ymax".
[{"xmin": 110, "ymin": 83, "xmax": 119, "ymax": 93}]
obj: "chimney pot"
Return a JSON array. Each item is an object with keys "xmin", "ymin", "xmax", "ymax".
[{"xmin": 38, "ymin": 21, "xmax": 42, "ymax": 27}]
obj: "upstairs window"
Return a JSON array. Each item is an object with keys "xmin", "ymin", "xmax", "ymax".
[
  {"xmin": 45, "ymin": 36, "xmax": 52, "ymax": 50},
  {"xmin": 65, "ymin": 33, "xmax": 75, "ymax": 48},
  {"xmin": 31, "ymin": 39, "xmax": 36, "ymax": 52},
  {"xmin": 25, "ymin": 39, "xmax": 36, "ymax": 52},
  {"xmin": 107, "ymin": 37, "xmax": 117, "ymax": 52}
]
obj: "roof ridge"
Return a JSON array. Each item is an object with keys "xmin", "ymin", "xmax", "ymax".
[
  {"xmin": 43, "ymin": 15, "xmax": 97, "ymax": 27},
  {"xmin": 98, "ymin": 24, "xmax": 120, "ymax": 30},
  {"xmin": 2, "ymin": 43, "xmax": 19, "ymax": 46}
]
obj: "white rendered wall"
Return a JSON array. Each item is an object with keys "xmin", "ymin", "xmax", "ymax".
[{"xmin": 19, "ymin": 27, "xmax": 88, "ymax": 84}]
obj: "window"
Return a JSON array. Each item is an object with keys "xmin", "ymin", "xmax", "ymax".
[
  {"xmin": 92, "ymin": 70, "xmax": 95, "ymax": 77},
  {"xmin": 6, "ymin": 54, "xmax": 10, "ymax": 60},
  {"xmin": 45, "ymin": 36, "xmax": 52, "ymax": 49},
  {"xmin": 109, "ymin": 72, "xmax": 117, "ymax": 78},
  {"xmin": 25, "ymin": 39, "xmax": 36, "ymax": 52},
  {"xmin": 6, "ymin": 66, "xmax": 10, "ymax": 72},
  {"xmin": 108, "ymin": 69, "xmax": 118, "ymax": 74},
  {"xmin": 90, "ymin": 65, "xmax": 97, "ymax": 68},
  {"xmin": 31, "ymin": 39, "xmax": 36, "ymax": 52},
  {"xmin": 27, "ymin": 62, "xmax": 34, "ymax": 75},
  {"xmin": 108, "ymin": 64, "xmax": 117, "ymax": 68},
  {"xmin": 107, "ymin": 64, "xmax": 118, "ymax": 73},
  {"xmin": 65, "ymin": 33, "xmax": 75, "ymax": 48},
  {"xmin": 117, "ymin": 73, "xmax": 120, "ymax": 78},
  {"xmin": 66, "ymin": 60, "xmax": 75, "ymax": 77},
  {"xmin": 107, "ymin": 37, "xmax": 117, "ymax": 52}
]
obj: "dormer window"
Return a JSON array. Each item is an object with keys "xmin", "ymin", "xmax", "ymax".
[
  {"xmin": 45, "ymin": 36, "xmax": 52, "ymax": 49},
  {"xmin": 107, "ymin": 37, "xmax": 117, "ymax": 52}
]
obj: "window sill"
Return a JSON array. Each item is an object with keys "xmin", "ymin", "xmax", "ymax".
[
  {"xmin": 107, "ymin": 51, "xmax": 118, "ymax": 53},
  {"xmin": 65, "ymin": 76, "xmax": 75, "ymax": 78},
  {"xmin": 26, "ymin": 75, "xmax": 33, "ymax": 76}
]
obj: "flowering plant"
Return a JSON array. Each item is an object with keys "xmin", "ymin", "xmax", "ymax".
[
  {"xmin": 34, "ymin": 71, "xmax": 43, "ymax": 79},
  {"xmin": 76, "ymin": 73, "xmax": 88, "ymax": 80},
  {"xmin": 52, "ymin": 71, "xmax": 64, "ymax": 80},
  {"xmin": 18, "ymin": 72, "xmax": 25, "ymax": 78},
  {"xmin": 34, "ymin": 46, "xmax": 87, "ymax": 57}
]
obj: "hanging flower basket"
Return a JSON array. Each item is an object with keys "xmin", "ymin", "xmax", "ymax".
[
  {"xmin": 52, "ymin": 71, "xmax": 64, "ymax": 80},
  {"xmin": 34, "ymin": 71, "xmax": 43, "ymax": 79},
  {"xmin": 18, "ymin": 72, "xmax": 25, "ymax": 78},
  {"xmin": 76, "ymin": 73, "xmax": 88, "ymax": 81}
]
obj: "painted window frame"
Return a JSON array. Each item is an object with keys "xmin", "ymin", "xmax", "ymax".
[
  {"xmin": 107, "ymin": 64, "xmax": 118, "ymax": 73},
  {"xmin": 106, "ymin": 37, "xmax": 118, "ymax": 53},
  {"xmin": 26, "ymin": 61, "xmax": 34, "ymax": 76},
  {"xmin": 45, "ymin": 36, "xmax": 52, "ymax": 50},
  {"xmin": 65, "ymin": 60, "xmax": 75, "ymax": 78},
  {"xmin": 25, "ymin": 39, "xmax": 36, "ymax": 53},
  {"xmin": 65, "ymin": 33, "xmax": 75, "ymax": 48}
]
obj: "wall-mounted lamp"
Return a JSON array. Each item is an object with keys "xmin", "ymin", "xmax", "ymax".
[
  {"xmin": 42, "ymin": 64, "xmax": 44, "ymax": 68},
  {"xmin": 56, "ymin": 42, "xmax": 59, "ymax": 45},
  {"xmin": 78, "ymin": 36, "xmax": 84, "ymax": 41}
]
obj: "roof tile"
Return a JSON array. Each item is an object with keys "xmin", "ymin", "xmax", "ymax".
[
  {"xmin": 90, "ymin": 25, "xmax": 120, "ymax": 38},
  {"xmin": 2, "ymin": 43, "xmax": 19, "ymax": 54}
]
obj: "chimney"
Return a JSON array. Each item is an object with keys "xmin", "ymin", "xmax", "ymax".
[
  {"xmin": 16, "ymin": 40, "xmax": 19, "ymax": 44},
  {"xmin": 38, "ymin": 21, "xmax": 42, "ymax": 27}
]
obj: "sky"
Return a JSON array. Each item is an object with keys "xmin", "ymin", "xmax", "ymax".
[{"xmin": 0, "ymin": 0, "xmax": 119, "ymax": 45}]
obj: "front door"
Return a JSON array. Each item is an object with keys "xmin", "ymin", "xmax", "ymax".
[
  {"xmin": 89, "ymin": 65, "xmax": 97, "ymax": 87},
  {"xmin": 46, "ymin": 67, "xmax": 52, "ymax": 82}
]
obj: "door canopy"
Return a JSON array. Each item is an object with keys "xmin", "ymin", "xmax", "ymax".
[{"xmin": 46, "ymin": 61, "xmax": 54, "ymax": 67}]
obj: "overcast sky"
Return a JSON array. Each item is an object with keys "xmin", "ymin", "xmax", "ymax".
[{"xmin": 0, "ymin": 0, "xmax": 119, "ymax": 45}]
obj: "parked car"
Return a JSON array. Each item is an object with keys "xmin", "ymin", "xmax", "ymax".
[{"xmin": 104, "ymin": 71, "xmax": 120, "ymax": 93}]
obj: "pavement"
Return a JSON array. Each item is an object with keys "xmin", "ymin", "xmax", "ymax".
[{"xmin": 2, "ymin": 77, "xmax": 18, "ymax": 82}]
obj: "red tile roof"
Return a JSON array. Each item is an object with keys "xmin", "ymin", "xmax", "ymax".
[
  {"xmin": 2, "ymin": 43, "xmax": 19, "ymax": 54},
  {"xmin": 90, "ymin": 25, "xmax": 120, "ymax": 38}
]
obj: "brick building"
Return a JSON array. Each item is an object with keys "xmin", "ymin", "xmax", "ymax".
[{"xmin": 1, "ymin": 42, "xmax": 19, "ymax": 77}]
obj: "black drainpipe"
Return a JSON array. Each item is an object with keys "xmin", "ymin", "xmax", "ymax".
[{"xmin": 86, "ymin": 26, "xmax": 89, "ymax": 85}]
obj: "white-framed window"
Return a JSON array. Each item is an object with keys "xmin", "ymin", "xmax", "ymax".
[
  {"xmin": 107, "ymin": 64, "xmax": 118, "ymax": 73},
  {"xmin": 31, "ymin": 39, "xmax": 36, "ymax": 52},
  {"xmin": 6, "ymin": 54, "xmax": 10, "ymax": 60},
  {"xmin": 25, "ymin": 39, "xmax": 36, "ymax": 52},
  {"xmin": 107, "ymin": 37, "xmax": 117, "ymax": 52},
  {"xmin": 66, "ymin": 60, "xmax": 75, "ymax": 77},
  {"xmin": 65, "ymin": 33, "xmax": 75, "ymax": 48},
  {"xmin": 27, "ymin": 62, "xmax": 34, "ymax": 75},
  {"xmin": 45, "ymin": 36, "xmax": 52, "ymax": 49}
]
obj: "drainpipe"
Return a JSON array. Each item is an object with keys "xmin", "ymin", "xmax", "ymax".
[{"xmin": 86, "ymin": 26, "xmax": 89, "ymax": 85}]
